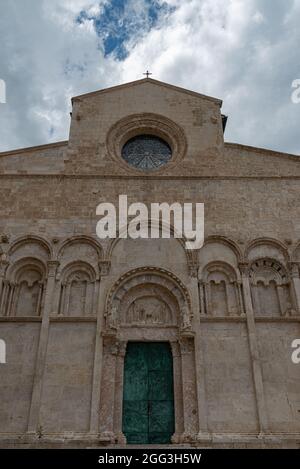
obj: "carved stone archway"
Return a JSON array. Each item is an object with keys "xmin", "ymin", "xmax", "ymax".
[{"xmin": 98, "ymin": 267, "xmax": 199, "ymax": 445}]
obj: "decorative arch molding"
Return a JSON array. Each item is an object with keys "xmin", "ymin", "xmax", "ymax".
[
  {"xmin": 200, "ymin": 261, "xmax": 243, "ymax": 316},
  {"xmin": 249, "ymin": 257, "xmax": 288, "ymax": 285},
  {"xmin": 203, "ymin": 236, "xmax": 243, "ymax": 262},
  {"xmin": 291, "ymin": 241, "xmax": 300, "ymax": 262},
  {"xmin": 7, "ymin": 256, "xmax": 47, "ymax": 282},
  {"xmin": 106, "ymin": 112, "xmax": 187, "ymax": 174},
  {"xmin": 249, "ymin": 257, "xmax": 296, "ymax": 317},
  {"xmin": 99, "ymin": 266, "xmax": 199, "ymax": 445},
  {"xmin": 201, "ymin": 260, "xmax": 240, "ymax": 283},
  {"xmin": 58, "ymin": 235, "xmax": 104, "ymax": 261},
  {"xmin": 105, "ymin": 266, "xmax": 192, "ymax": 332},
  {"xmin": 59, "ymin": 260, "xmax": 97, "ymax": 284},
  {"xmin": 245, "ymin": 238, "xmax": 290, "ymax": 263},
  {"xmin": 105, "ymin": 221, "xmax": 197, "ymax": 275},
  {"xmin": 57, "ymin": 260, "xmax": 98, "ymax": 317},
  {"xmin": 1, "ymin": 257, "xmax": 46, "ymax": 317},
  {"xmin": 8, "ymin": 235, "xmax": 52, "ymax": 260}
]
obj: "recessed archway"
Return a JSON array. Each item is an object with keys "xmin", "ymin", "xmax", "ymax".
[{"xmin": 98, "ymin": 267, "xmax": 199, "ymax": 445}]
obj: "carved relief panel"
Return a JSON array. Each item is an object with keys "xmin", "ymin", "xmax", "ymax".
[{"xmin": 120, "ymin": 284, "xmax": 178, "ymax": 327}]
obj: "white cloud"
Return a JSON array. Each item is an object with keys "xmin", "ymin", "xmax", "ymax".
[{"xmin": 0, "ymin": 0, "xmax": 299, "ymax": 154}]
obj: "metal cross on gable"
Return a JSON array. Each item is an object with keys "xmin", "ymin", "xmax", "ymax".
[{"xmin": 143, "ymin": 70, "xmax": 152, "ymax": 78}]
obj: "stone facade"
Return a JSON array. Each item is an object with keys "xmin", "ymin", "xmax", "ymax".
[{"xmin": 0, "ymin": 78, "xmax": 299, "ymax": 448}]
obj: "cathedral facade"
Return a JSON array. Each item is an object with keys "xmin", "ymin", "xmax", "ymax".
[{"xmin": 0, "ymin": 78, "xmax": 299, "ymax": 448}]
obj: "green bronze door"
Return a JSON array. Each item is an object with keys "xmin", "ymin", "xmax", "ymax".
[{"xmin": 122, "ymin": 342, "xmax": 175, "ymax": 444}]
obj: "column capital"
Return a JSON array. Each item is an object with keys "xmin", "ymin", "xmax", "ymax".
[
  {"xmin": 288, "ymin": 262, "xmax": 300, "ymax": 279},
  {"xmin": 170, "ymin": 341, "xmax": 181, "ymax": 358},
  {"xmin": 238, "ymin": 261, "xmax": 250, "ymax": 276},
  {"xmin": 47, "ymin": 261, "xmax": 60, "ymax": 277},
  {"xmin": 0, "ymin": 260, "xmax": 9, "ymax": 277},
  {"xmin": 188, "ymin": 260, "xmax": 199, "ymax": 279},
  {"xmin": 99, "ymin": 260, "xmax": 111, "ymax": 277},
  {"xmin": 179, "ymin": 335, "xmax": 195, "ymax": 354},
  {"xmin": 102, "ymin": 336, "xmax": 126, "ymax": 357}
]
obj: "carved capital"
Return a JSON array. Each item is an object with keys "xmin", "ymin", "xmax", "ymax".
[
  {"xmin": 179, "ymin": 335, "xmax": 195, "ymax": 354},
  {"xmin": 188, "ymin": 260, "xmax": 199, "ymax": 279},
  {"xmin": 102, "ymin": 336, "xmax": 119, "ymax": 355},
  {"xmin": 104, "ymin": 304, "xmax": 119, "ymax": 331},
  {"xmin": 0, "ymin": 234, "xmax": 10, "ymax": 244},
  {"xmin": 102, "ymin": 336, "xmax": 127, "ymax": 357},
  {"xmin": 180, "ymin": 302, "xmax": 193, "ymax": 333},
  {"xmin": 47, "ymin": 261, "xmax": 60, "ymax": 278},
  {"xmin": 170, "ymin": 341, "xmax": 181, "ymax": 358},
  {"xmin": 0, "ymin": 260, "xmax": 9, "ymax": 277},
  {"xmin": 238, "ymin": 262, "xmax": 250, "ymax": 276},
  {"xmin": 288, "ymin": 262, "xmax": 300, "ymax": 279},
  {"xmin": 117, "ymin": 341, "xmax": 127, "ymax": 358},
  {"xmin": 99, "ymin": 260, "xmax": 111, "ymax": 277}
]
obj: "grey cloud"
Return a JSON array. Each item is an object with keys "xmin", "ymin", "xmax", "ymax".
[{"xmin": 0, "ymin": 0, "xmax": 299, "ymax": 155}]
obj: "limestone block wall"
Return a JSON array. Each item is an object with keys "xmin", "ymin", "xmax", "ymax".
[
  {"xmin": 39, "ymin": 322, "xmax": 96, "ymax": 433},
  {"xmin": 0, "ymin": 323, "xmax": 40, "ymax": 433},
  {"xmin": 0, "ymin": 79, "xmax": 299, "ymax": 447}
]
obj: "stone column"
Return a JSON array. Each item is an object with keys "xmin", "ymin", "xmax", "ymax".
[
  {"xmin": 27, "ymin": 260, "xmax": 59, "ymax": 434},
  {"xmin": 36, "ymin": 282, "xmax": 44, "ymax": 317},
  {"xmin": 237, "ymin": 281, "xmax": 245, "ymax": 315},
  {"xmin": 0, "ymin": 261, "xmax": 9, "ymax": 308},
  {"xmin": 198, "ymin": 280, "xmax": 206, "ymax": 316},
  {"xmin": 98, "ymin": 335, "xmax": 118, "ymax": 444},
  {"xmin": 0, "ymin": 260, "xmax": 9, "ymax": 316},
  {"xmin": 188, "ymin": 272, "xmax": 210, "ymax": 442},
  {"xmin": 89, "ymin": 261, "xmax": 111, "ymax": 437},
  {"xmin": 113, "ymin": 340, "xmax": 127, "ymax": 444},
  {"xmin": 276, "ymin": 284, "xmax": 286, "ymax": 316},
  {"xmin": 239, "ymin": 262, "xmax": 269, "ymax": 435},
  {"xmin": 170, "ymin": 341, "xmax": 184, "ymax": 443},
  {"xmin": 179, "ymin": 335, "xmax": 199, "ymax": 441},
  {"xmin": 289, "ymin": 262, "xmax": 300, "ymax": 313},
  {"xmin": 6, "ymin": 283, "xmax": 15, "ymax": 317},
  {"xmin": 64, "ymin": 282, "xmax": 72, "ymax": 316},
  {"xmin": 0, "ymin": 280, "xmax": 9, "ymax": 316}
]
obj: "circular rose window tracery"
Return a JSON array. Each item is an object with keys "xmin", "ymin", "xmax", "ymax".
[
  {"xmin": 121, "ymin": 134, "xmax": 172, "ymax": 170},
  {"xmin": 106, "ymin": 113, "xmax": 187, "ymax": 173}
]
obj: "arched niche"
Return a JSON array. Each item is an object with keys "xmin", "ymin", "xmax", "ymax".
[
  {"xmin": 201, "ymin": 261, "xmax": 243, "ymax": 316},
  {"xmin": 249, "ymin": 258, "xmax": 295, "ymax": 317},
  {"xmin": 2, "ymin": 257, "xmax": 46, "ymax": 317},
  {"xmin": 58, "ymin": 261, "xmax": 97, "ymax": 317}
]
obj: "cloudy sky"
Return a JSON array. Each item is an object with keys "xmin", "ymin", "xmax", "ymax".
[{"xmin": 0, "ymin": 0, "xmax": 300, "ymax": 154}]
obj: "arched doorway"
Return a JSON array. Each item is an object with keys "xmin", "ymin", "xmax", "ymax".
[
  {"xmin": 123, "ymin": 342, "xmax": 175, "ymax": 444},
  {"xmin": 99, "ymin": 267, "xmax": 199, "ymax": 445}
]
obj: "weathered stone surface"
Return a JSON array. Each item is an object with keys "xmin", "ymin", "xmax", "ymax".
[{"xmin": 0, "ymin": 78, "xmax": 299, "ymax": 448}]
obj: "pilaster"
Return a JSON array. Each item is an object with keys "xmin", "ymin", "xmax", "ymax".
[
  {"xmin": 239, "ymin": 262, "xmax": 269, "ymax": 435},
  {"xmin": 27, "ymin": 260, "xmax": 59, "ymax": 433}
]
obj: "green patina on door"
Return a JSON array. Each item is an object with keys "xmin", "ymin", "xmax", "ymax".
[{"xmin": 122, "ymin": 342, "xmax": 175, "ymax": 444}]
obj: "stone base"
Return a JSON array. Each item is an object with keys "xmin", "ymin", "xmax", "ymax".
[{"xmin": 0, "ymin": 433, "xmax": 299, "ymax": 449}]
